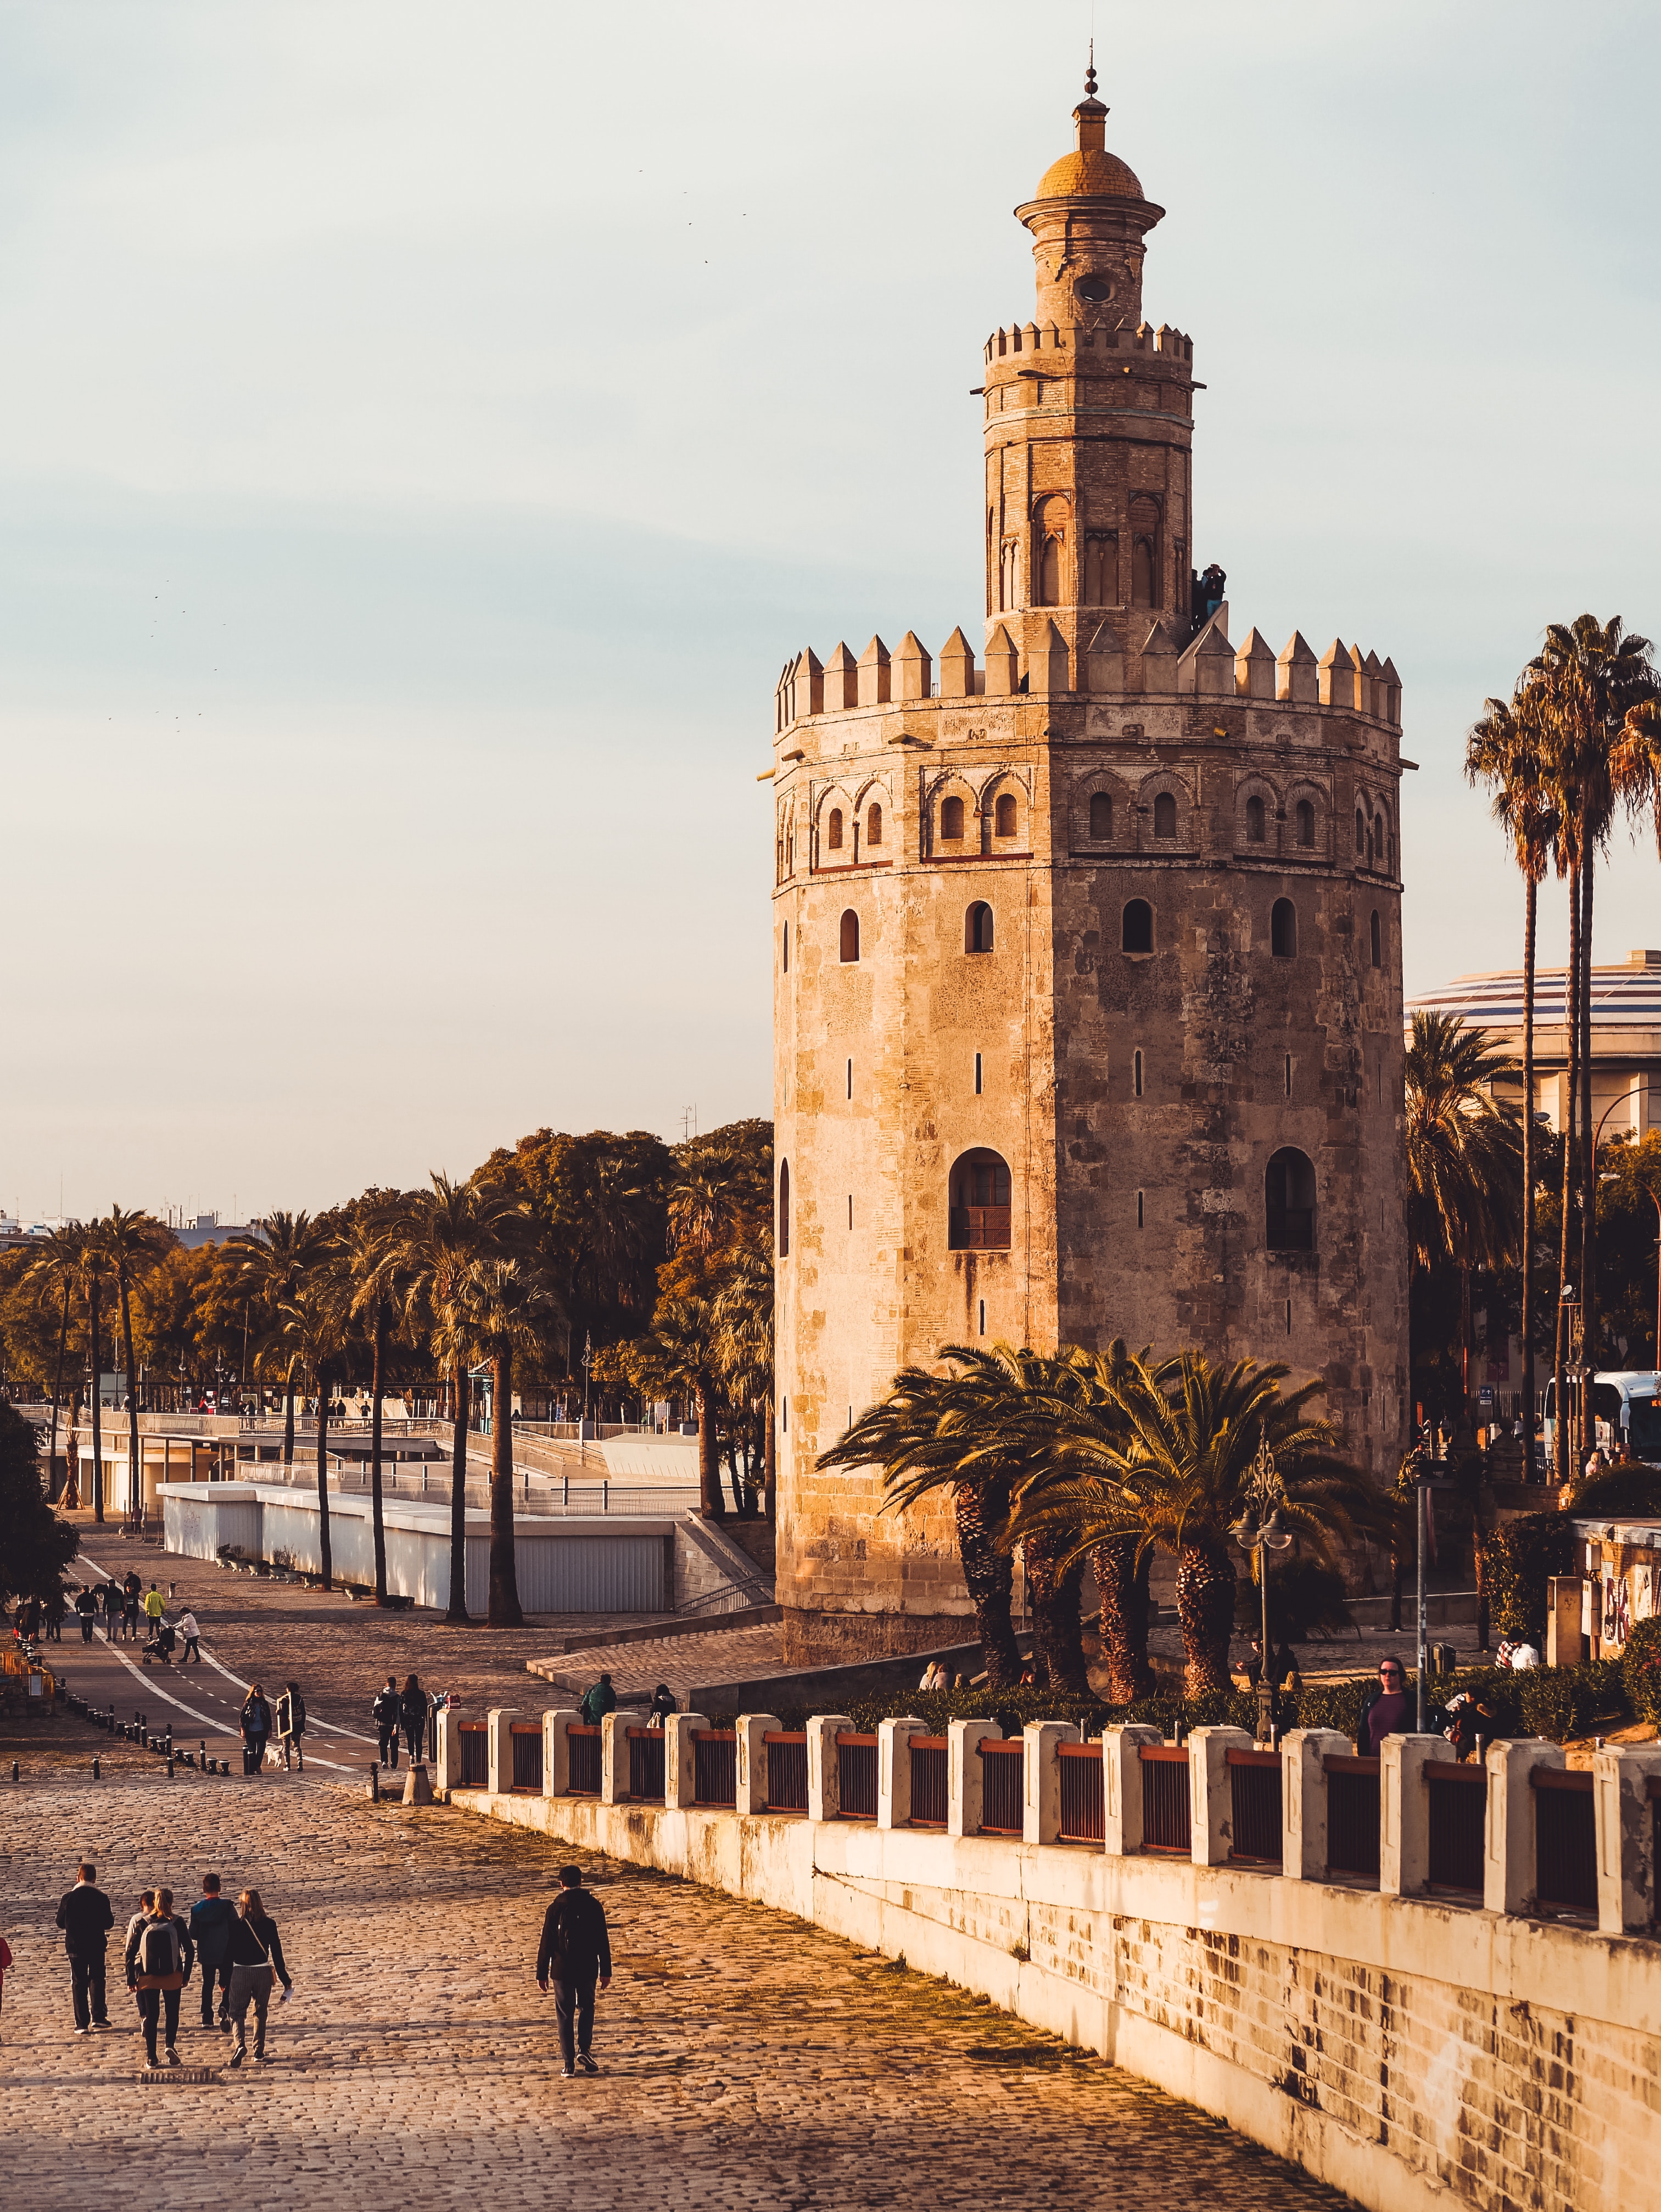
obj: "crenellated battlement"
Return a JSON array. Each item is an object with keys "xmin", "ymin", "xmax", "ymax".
[
  {"xmin": 774, "ymin": 615, "xmax": 1399, "ymax": 735},
  {"xmin": 982, "ymin": 318, "xmax": 1193, "ymax": 367}
]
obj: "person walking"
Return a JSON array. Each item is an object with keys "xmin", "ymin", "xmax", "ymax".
[
  {"xmin": 54, "ymin": 1862, "xmax": 114, "ymax": 2036},
  {"xmin": 580, "ymin": 1673, "xmax": 617, "ymax": 1728},
  {"xmin": 189, "ymin": 1874, "xmax": 236, "ymax": 2032},
  {"xmin": 143, "ymin": 1583, "xmax": 166, "ymax": 1634},
  {"xmin": 276, "ymin": 1682, "xmax": 307, "ymax": 1773},
  {"xmin": 125, "ymin": 1890, "xmax": 193, "ymax": 2071},
  {"xmin": 535, "ymin": 1866, "xmax": 612, "ymax": 2080},
  {"xmin": 399, "ymin": 1673, "xmax": 429, "ymax": 1766},
  {"xmin": 225, "ymin": 1889, "xmax": 292, "ymax": 2067},
  {"xmin": 178, "ymin": 1609, "xmax": 202, "ymax": 1664},
  {"xmin": 240, "ymin": 1683, "xmax": 275, "ymax": 1776},
  {"xmin": 647, "ymin": 1682, "xmax": 676, "ymax": 1727},
  {"xmin": 372, "ymin": 1676, "xmax": 401, "ymax": 1770},
  {"xmin": 100, "ymin": 1578, "xmax": 124, "ymax": 1642},
  {"xmin": 43, "ymin": 1585, "xmax": 65, "ymax": 1642},
  {"xmin": 121, "ymin": 1570, "xmax": 142, "ymax": 1644},
  {"xmin": 73, "ymin": 1586, "xmax": 99, "ymax": 1644}
]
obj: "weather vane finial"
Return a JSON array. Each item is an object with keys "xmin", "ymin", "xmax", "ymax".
[{"xmin": 1084, "ymin": 40, "xmax": 1098, "ymax": 99}]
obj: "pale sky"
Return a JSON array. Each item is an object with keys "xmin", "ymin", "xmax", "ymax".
[{"xmin": 2, "ymin": 2, "xmax": 1658, "ymax": 1222}]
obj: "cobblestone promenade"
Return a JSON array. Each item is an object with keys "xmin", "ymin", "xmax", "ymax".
[{"xmin": 0, "ymin": 1754, "xmax": 1358, "ymax": 2211}]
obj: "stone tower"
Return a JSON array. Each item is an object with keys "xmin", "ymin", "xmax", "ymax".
[{"xmin": 769, "ymin": 74, "xmax": 1410, "ymax": 1666}]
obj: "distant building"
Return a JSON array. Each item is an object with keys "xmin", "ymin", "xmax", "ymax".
[
  {"xmin": 173, "ymin": 1213, "xmax": 262, "ymax": 1250},
  {"xmin": 1406, "ymin": 949, "xmax": 1661, "ymax": 1136}
]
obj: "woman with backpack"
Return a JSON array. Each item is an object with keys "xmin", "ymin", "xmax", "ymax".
[
  {"xmin": 241, "ymin": 1683, "xmax": 275, "ymax": 1775},
  {"xmin": 276, "ymin": 1682, "xmax": 307, "ymax": 1773},
  {"xmin": 399, "ymin": 1673, "xmax": 429, "ymax": 1766},
  {"xmin": 125, "ymin": 1888, "xmax": 194, "ymax": 2070}
]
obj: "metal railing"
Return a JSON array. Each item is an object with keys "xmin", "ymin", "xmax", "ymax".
[
  {"xmin": 567, "ymin": 1723, "xmax": 602, "ymax": 1796},
  {"xmin": 908, "ymin": 1737, "xmax": 948, "ymax": 1827},
  {"xmin": 691, "ymin": 1729, "xmax": 737, "ymax": 1808},
  {"xmin": 1533, "ymin": 1768, "xmax": 1597, "ymax": 1916},
  {"xmin": 1138, "ymin": 1743, "xmax": 1192, "ymax": 1852},
  {"xmin": 979, "ymin": 1739, "xmax": 1025, "ymax": 1836},
  {"xmin": 510, "ymin": 1722, "xmax": 543, "ymax": 1794},
  {"xmin": 835, "ymin": 1732, "xmax": 878, "ymax": 1821},
  {"xmin": 627, "ymin": 1727, "xmax": 665, "ymax": 1802},
  {"xmin": 1425, "ymin": 1761, "xmax": 1486, "ymax": 1893},
  {"xmin": 763, "ymin": 1731, "xmax": 808, "ymax": 1813},
  {"xmin": 1058, "ymin": 1742, "xmax": 1104, "ymax": 1845},
  {"xmin": 1323, "ymin": 1754, "xmax": 1381, "ymax": 1883},
  {"xmin": 1227, "ymin": 1748, "xmax": 1283, "ymax": 1863},
  {"xmin": 456, "ymin": 1721, "xmax": 487, "ymax": 1790}
]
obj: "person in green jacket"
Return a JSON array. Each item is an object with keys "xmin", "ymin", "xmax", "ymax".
[{"xmin": 579, "ymin": 1673, "xmax": 617, "ymax": 1727}]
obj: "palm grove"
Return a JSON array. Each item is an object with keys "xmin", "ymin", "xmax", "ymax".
[{"xmin": 0, "ymin": 1121, "xmax": 774, "ymax": 1627}]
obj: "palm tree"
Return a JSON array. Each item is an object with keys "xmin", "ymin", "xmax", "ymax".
[
  {"xmin": 23, "ymin": 1226, "xmax": 86, "ymax": 1504},
  {"xmin": 227, "ymin": 1213, "xmax": 323, "ymax": 1469},
  {"xmin": 713, "ymin": 1230, "xmax": 775, "ymax": 1519},
  {"xmin": 631, "ymin": 1296, "xmax": 726, "ymax": 1520},
  {"xmin": 1530, "ymin": 616, "xmax": 1658, "ymax": 1459},
  {"xmin": 1403, "ymin": 1011, "xmax": 1523, "ymax": 1424},
  {"xmin": 101, "ymin": 1206, "xmax": 172, "ymax": 1519},
  {"xmin": 1006, "ymin": 1352, "xmax": 1377, "ymax": 1696},
  {"xmin": 278, "ymin": 1237, "xmax": 350, "ymax": 1591},
  {"xmin": 458, "ymin": 1252, "xmax": 564, "ymax": 1627},
  {"xmin": 818, "ymin": 1348, "xmax": 1026, "ymax": 1687},
  {"xmin": 383, "ymin": 1174, "xmax": 524, "ymax": 1622},
  {"xmin": 1467, "ymin": 685, "xmax": 1559, "ymax": 1463},
  {"xmin": 336, "ymin": 1194, "xmax": 406, "ymax": 1606},
  {"xmin": 74, "ymin": 1229, "xmax": 114, "ymax": 1522}
]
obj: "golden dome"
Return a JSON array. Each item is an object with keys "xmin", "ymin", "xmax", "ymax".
[{"xmin": 1036, "ymin": 145, "xmax": 1143, "ymax": 201}]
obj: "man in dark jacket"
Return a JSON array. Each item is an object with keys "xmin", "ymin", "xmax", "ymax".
[
  {"xmin": 55, "ymin": 1862, "xmax": 114, "ymax": 2034},
  {"xmin": 372, "ymin": 1677, "xmax": 401, "ymax": 1769},
  {"xmin": 73, "ymin": 1587, "xmax": 99, "ymax": 1643},
  {"xmin": 190, "ymin": 1873, "xmax": 237, "ymax": 2031},
  {"xmin": 536, "ymin": 1866, "xmax": 612, "ymax": 2079},
  {"xmin": 579, "ymin": 1673, "xmax": 617, "ymax": 1727}
]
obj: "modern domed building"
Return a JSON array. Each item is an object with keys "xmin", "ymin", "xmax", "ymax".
[{"xmin": 768, "ymin": 74, "xmax": 1412, "ymax": 1664}]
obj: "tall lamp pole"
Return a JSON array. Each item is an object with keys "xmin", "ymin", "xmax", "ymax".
[{"xmin": 1229, "ymin": 1432, "xmax": 1293, "ymax": 1745}]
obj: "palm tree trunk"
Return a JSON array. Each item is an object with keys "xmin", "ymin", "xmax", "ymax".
[
  {"xmin": 90, "ymin": 1282, "xmax": 104, "ymax": 1524},
  {"xmin": 1555, "ymin": 863, "xmax": 1580, "ymax": 1485},
  {"xmin": 1521, "ymin": 870, "xmax": 1537, "ymax": 1466},
  {"xmin": 283, "ymin": 1357, "xmax": 298, "ymax": 1469},
  {"xmin": 1580, "ymin": 848, "xmax": 1597, "ymax": 1425},
  {"xmin": 697, "ymin": 1383, "xmax": 724, "ymax": 1521},
  {"xmin": 1090, "ymin": 1537, "xmax": 1155, "ymax": 1703},
  {"xmin": 1459, "ymin": 1263, "xmax": 1473, "ymax": 1424},
  {"xmin": 315, "ymin": 1368, "xmax": 333, "ymax": 1591},
  {"xmin": 48, "ymin": 1280, "xmax": 69, "ymax": 1502},
  {"xmin": 954, "ymin": 1483, "xmax": 1021, "ymax": 1687},
  {"xmin": 447, "ymin": 1358, "xmax": 471, "ymax": 1623},
  {"xmin": 1174, "ymin": 1541, "xmax": 1235, "ymax": 1697},
  {"xmin": 118, "ymin": 1266, "xmax": 140, "ymax": 1520},
  {"xmin": 488, "ymin": 1346, "xmax": 524, "ymax": 1627},
  {"xmin": 1022, "ymin": 1530, "xmax": 1090, "ymax": 1694},
  {"xmin": 1470, "ymin": 1482, "xmax": 1490, "ymax": 1653},
  {"xmin": 370, "ymin": 1302, "xmax": 388, "ymax": 1606}
]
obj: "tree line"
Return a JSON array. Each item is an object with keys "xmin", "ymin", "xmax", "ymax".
[{"xmin": 0, "ymin": 1118, "xmax": 773, "ymax": 1622}]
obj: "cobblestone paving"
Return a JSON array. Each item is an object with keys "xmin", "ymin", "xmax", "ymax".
[
  {"xmin": 528, "ymin": 1621, "xmax": 787, "ymax": 1704},
  {"xmin": 0, "ymin": 1757, "xmax": 1358, "ymax": 2210}
]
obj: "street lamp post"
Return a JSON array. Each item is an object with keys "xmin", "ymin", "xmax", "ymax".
[{"xmin": 1229, "ymin": 1432, "xmax": 1294, "ymax": 1746}]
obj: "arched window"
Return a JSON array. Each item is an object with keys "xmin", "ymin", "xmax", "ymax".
[
  {"xmin": 1295, "ymin": 798, "xmax": 1315, "ymax": 848},
  {"xmin": 1374, "ymin": 812, "xmax": 1386, "ymax": 858},
  {"xmin": 1038, "ymin": 535, "xmax": 1062, "ymax": 605},
  {"xmin": 786, "ymin": 829, "xmax": 794, "ymax": 872},
  {"xmin": 840, "ymin": 909, "xmax": 859, "ymax": 963},
  {"xmin": 778, "ymin": 1162, "xmax": 790, "ymax": 1257},
  {"xmin": 994, "ymin": 792, "xmax": 1017, "ymax": 838},
  {"xmin": 1355, "ymin": 807, "xmax": 1366, "ymax": 855},
  {"xmin": 827, "ymin": 808, "xmax": 845, "ymax": 853},
  {"xmin": 1083, "ymin": 534, "xmax": 1114, "ymax": 604},
  {"xmin": 1089, "ymin": 791, "xmax": 1113, "ymax": 840},
  {"xmin": 965, "ymin": 901, "xmax": 994, "ymax": 954},
  {"xmin": 999, "ymin": 540, "xmax": 1019, "ymax": 611},
  {"xmin": 1122, "ymin": 898, "xmax": 1153, "ymax": 954},
  {"xmin": 1153, "ymin": 792, "xmax": 1177, "ymax": 839},
  {"xmin": 1132, "ymin": 536, "xmax": 1156, "ymax": 607},
  {"xmin": 866, "ymin": 803, "xmax": 883, "ymax": 848},
  {"xmin": 1245, "ymin": 795, "xmax": 1266, "ymax": 844},
  {"xmin": 1271, "ymin": 898, "xmax": 1297, "ymax": 957},
  {"xmin": 948, "ymin": 1147, "xmax": 1011, "ymax": 1250},
  {"xmin": 1266, "ymin": 1148, "xmax": 1316, "ymax": 1251},
  {"xmin": 1370, "ymin": 908, "xmax": 1382, "ymax": 968},
  {"xmin": 941, "ymin": 795, "xmax": 965, "ymax": 843}
]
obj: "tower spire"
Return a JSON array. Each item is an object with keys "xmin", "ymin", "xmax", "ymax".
[{"xmin": 1085, "ymin": 40, "xmax": 1097, "ymax": 100}]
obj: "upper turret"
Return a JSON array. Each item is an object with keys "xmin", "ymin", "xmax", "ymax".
[{"xmin": 1015, "ymin": 60, "xmax": 1165, "ymax": 329}]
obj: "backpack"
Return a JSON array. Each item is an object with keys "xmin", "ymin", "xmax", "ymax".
[{"xmin": 139, "ymin": 1919, "xmax": 180, "ymax": 1977}]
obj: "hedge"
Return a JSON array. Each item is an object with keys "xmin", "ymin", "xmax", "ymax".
[
  {"xmin": 1622, "ymin": 1617, "xmax": 1661, "ymax": 1724},
  {"xmin": 1478, "ymin": 1514, "xmax": 1577, "ymax": 1642}
]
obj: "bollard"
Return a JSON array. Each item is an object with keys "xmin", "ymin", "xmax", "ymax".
[
  {"xmin": 166, "ymin": 1754, "xmax": 175, "ymax": 1778},
  {"xmin": 92, "ymin": 1756, "xmax": 101, "ymax": 1780},
  {"xmin": 10, "ymin": 1760, "xmax": 18, "ymax": 1782},
  {"xmin": 369, "ymin": 1761, "xmax": 381, "ymax": 1803}
]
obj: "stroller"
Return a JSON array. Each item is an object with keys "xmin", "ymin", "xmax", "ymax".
[{"xmin": 143, "ymin": 1619, "xmax": 178, "ymax": 1666}]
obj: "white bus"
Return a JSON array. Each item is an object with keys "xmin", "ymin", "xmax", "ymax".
[{"xmin": 1542, "ymin": 1370, "xmax": 1661, "ymax": 1468}]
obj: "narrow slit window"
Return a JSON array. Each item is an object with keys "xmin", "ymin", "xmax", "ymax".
[
  {"xmin": 1133, "ymin": 1049, "xmax": 1144, "ymax": 1099},
  {"xmin": 782, "ymin": 921, "xmax": 789, "ymax": 973},
  {"xmin": 866, "ymin": 802, "xmax": 883, "ymax": 848},
  {"xmin": 778, "ymin": 1162, "xmax": 790, "ymax": 1258},
  {"xmin": 840, "ymin": 909, "xmax": 859, "ymax": 962},
  {"xmin": 1285, "ymin": 1298, "xmax": 1293, "ymax": 1337},
  {"xmin": 978, "ymin": 1299, "xmax": 986, "ymax": 1337},
  {"xmin": 1371, "ymin": 908, "xmax": 1383, "ymax": 968},
  {"xmin": 847, "ymin": 1194, "xmax": 853, "ymax": 1230},
  {"xmin": 974, "ymin": 1051, "xmax": 983, "ymax": 1095},
  {"xmin": 846, "ymin": 1059, "xmax": 852, "ymax": 1100},
  {"xmin": 1284, "ymin": 1054, "xmax": 1292, "ymax": 1098},
  {"xmin": 1136, "ymin": 1190, "xmax": 1144, "ymax": 1230}
]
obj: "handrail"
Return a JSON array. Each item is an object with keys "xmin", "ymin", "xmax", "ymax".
[
  {"xmin": 1323, "ymin": 1753, "xmax": 1380, "ymax": 1777},
  {"xmin": 763, "ymin": 1729, "xmax": 806, "ymax": 1745},
  {"xmin": 834, "ymin": 1731, "xmax": 877, "ymax": 1748},
  {"xmin": 566, "ymin": 1722, "xmax": 601, "ymax": 1738},
  {"xmin": 1138, "ymin": 1743, "xmax": 1189, "ymax": 1763},
  {"xmin": 1531, "ymin": 1767, "xmax": 1594, "ymax": 1794},
  {"xmin": 908, "ymin": 1734, "xmax": 948, "ymax": 1751},
  {"xmin": 1226, "ymin": 1748, "xmax": 1280, "ymax": 1768},
  {"xmin": 1057, "ymin": 1741, "xmax": 1102, "ymax": 1760},
  {"xmin": 1424, "ymin": 1761, "xmax": 1485, "ymax": 1784},
  {"xmin": 508, "ymin": 1721, "xmax": 540, "ymax": 1734},
  {"xmin": 691, "ymin": 1728, "xmax": 736, "ymax": 1743},
  {"xmin": 978, "ymin": 1738, "xmax": 1024, "ymax": 1755}
]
